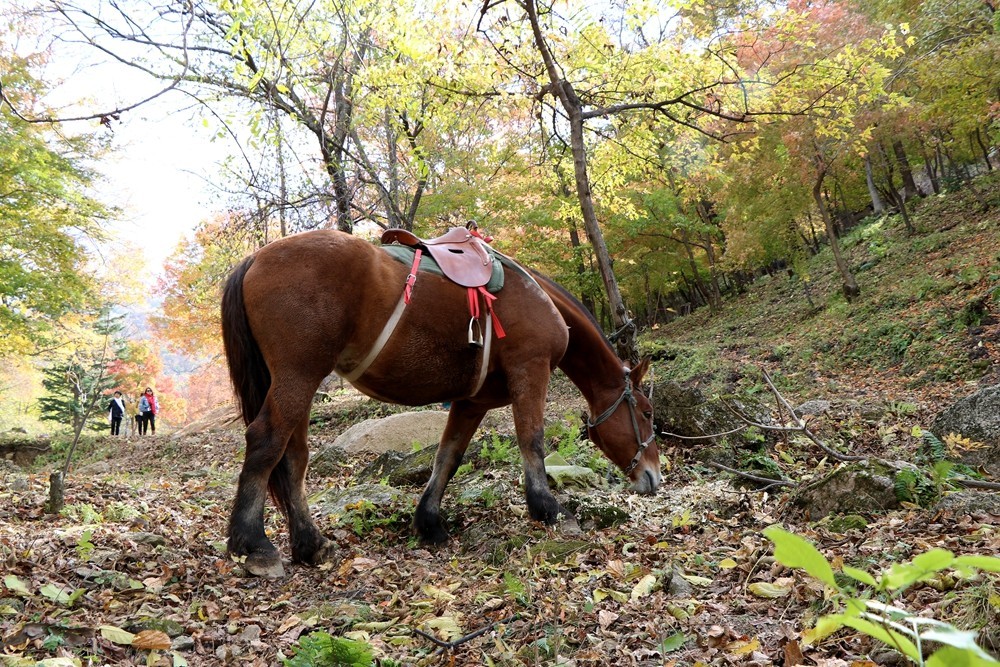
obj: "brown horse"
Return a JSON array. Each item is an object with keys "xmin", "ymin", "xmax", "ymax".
[{"xmin": 221, "ymin": 229, "xmax": 660, "ymax": 577}]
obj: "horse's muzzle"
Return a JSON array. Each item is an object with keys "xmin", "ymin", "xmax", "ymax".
[{"xmin": 630, "ymin": 465, "xmax": 661, "ymax": 494}]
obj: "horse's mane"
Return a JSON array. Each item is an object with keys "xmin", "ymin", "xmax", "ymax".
[{"xmin": 527, "ymin": 268, "xmax": 618, "ymax": 357}]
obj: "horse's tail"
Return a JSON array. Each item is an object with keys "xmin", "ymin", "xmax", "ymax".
[{"xmin": 221, "ymin": 256, "xmax": 270, "ymax": 427}]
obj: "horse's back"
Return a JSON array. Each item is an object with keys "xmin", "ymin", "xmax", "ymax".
[{"xmin": 236, "ymin": 229, "xmax": 569, "ymax": 404}]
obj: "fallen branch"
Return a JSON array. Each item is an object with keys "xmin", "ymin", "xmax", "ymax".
[
  {"xmin": 955, "ymin": 478, "xmax": 1000, "ymax": 491},
  {"xmin": 413, "ymin": 614, "xmax": 518, "ymax": 653}
]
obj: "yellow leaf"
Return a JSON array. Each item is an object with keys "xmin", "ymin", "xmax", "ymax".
[
  {"xmin": 719, "ymin": 558, "xmax": 738, "ymax": 569},
  {"xmin": 630, "ymin": 574, "xmax": 657, "ymax": 600},
  {"xmin": 100, "ymin": 625, "xmax": 136, "ymax": 645},
  {"xmin": 420, "ymin": 584, "xmax": 457, "ymax": 601},
  {"xmin": 727, "ymin": 637, "xmax": 761, "ymax": 655},
  {"xmin": 680, "ymin": 573, "xmax": 713, "ymax": 586},
  {"xmin": 425, "ymin": 615, "xmax": 463, "ymax": 641},
  {"xmin": 748, "ymin": 582, "xmax": 791, "ymax": 598}
]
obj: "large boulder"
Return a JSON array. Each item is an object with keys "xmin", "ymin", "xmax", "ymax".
[
  {"xmin": 0, "ymin": 435, "xmax": 51, "ymax": 467},
  {"xmin": 793, "ymin": 460, "xmax": 915, "ymax": 518},
  {"xmin": 329, "ymin": 411, "xmax": 449, "ymax": 455},
  {"xmin": 652, "ymin": 382, "xmax": 771, "ymax": 445},
  {"xmin": 931, "ymin": 384, "xmax": 1000, "ymax": 472}
]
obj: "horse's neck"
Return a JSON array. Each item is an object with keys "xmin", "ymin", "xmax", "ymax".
[{"xmin": 550, "ymin": 297, "xmax": 624, "ymax": 407}]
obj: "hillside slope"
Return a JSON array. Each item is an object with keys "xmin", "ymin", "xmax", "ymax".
[{"xmin": 650, "ymin": 171, "xmax": 1000, "ymax": 415}]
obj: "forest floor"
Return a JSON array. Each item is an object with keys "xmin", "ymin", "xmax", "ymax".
[{"xmin": 2, "ymin": 175, "xmax": 999, "ymax": 666}]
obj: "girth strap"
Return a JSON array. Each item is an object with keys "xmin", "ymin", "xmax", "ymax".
[{"xmin": 341, "ymin": 249, "xmax": 497, "ymax": 396}]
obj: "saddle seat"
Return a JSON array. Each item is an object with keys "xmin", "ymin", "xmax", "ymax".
[{"xmin": 381, "ymin": 227, "xmax": 493, "ymax": 288}]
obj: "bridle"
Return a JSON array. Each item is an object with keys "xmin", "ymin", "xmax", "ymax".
[{"xmin": 586, "ymin": 367, "xmax": 656, "ymax": 476}]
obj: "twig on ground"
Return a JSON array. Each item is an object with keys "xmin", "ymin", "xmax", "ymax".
[{"xmin": 706, "ymin": 462, "xmax": 795, "ymax": 489}]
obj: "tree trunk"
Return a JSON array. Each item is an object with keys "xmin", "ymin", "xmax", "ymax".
[
  {"xmin": 975, "ymin": 128, "xmax": 993, "ymax": 172},
  {"xmin": 892, "ymin": 140, "xmax": 921, "ymax": 200},
  {"xmin": 813, "ymin": 171, "xmax": 860, "ymax": 301},
  {"xmin": 524, "ymin": 0, "xmax": 636, "ymax": 363},
  {"xmin": 568, "ymin": 221, "xmax": 597, "ymax": 316},
  {"xmin": 920, "ymin": 145, "xmax": 940, "ymax": 195},
  {"xmin": 679, "ymin": 229, "xmax": 714, "ymax": 312},
  {"xmin": 864, "ymin": 154, "xmax": 885, "ymax": 215}
]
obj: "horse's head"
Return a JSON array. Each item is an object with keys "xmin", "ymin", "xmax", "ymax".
[{"xmin": 586, "ymin": 358, "xmax": 661, "ymax": 494}]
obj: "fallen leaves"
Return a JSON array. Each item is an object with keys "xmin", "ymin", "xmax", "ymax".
[{"xmin": 1, "ymin": 404, "xmax": 997, "ymax": 666}]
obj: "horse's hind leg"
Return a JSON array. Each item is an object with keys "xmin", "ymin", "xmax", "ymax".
[
  {"xmin": 228, "ymin": 383, "xmax": 315, "ymax": 577},
  {"xmin": 269, "ymin": 415, "xmax": 335, "ymax": 566},
  {"xmin": 415, "ymin": 400, "xmax": 488, "ymax": 544}
]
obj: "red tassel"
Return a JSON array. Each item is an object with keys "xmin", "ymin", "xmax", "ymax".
[{"xmin": 478, "ymin": 286, "xmax": 506, "ymax": 339}]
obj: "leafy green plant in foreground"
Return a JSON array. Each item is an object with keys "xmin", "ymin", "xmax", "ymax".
[
  {"xmin": 283, "ymin": 631, "xmax": 391, "ymax": 667},
  {"xmin": 764, "ymin": 525, "xmax": 1000, "ymax": 666}
]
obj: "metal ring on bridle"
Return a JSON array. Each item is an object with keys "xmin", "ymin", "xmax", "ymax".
[{"xmin": 586, "ymin": 368, "xmax": 656, "ymax": 477}]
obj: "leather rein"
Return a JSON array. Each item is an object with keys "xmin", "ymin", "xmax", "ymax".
[{"xmin": 586, "ymin": 367, "xmax": 656, "ymax": 476}]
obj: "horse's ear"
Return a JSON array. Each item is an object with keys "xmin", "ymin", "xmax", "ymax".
[{"xmin": 630, "ymin": 357, "xmax": 651, "ymax": 386}]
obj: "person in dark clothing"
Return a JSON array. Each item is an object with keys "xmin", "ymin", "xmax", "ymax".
[
  {"xmin": 108, "ymin": 391, "xmax": 126, "ymax": 436},
  {"xmin": 138, "ymin": 387, "xmax": 158, "ymax": 435}
]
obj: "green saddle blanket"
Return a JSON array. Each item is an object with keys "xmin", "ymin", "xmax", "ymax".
[{"xmin": 381, "ymin": 243, "xmax": 505, "ymax": 293}]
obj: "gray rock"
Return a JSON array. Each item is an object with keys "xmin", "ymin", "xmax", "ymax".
[
  {"xmin": 932, "ymin": 384, "xmax": 1000, "ymax": 473},
  {"xmin": 310, "ymin": 483, "xmax": 412, "ymax": 518},
  {"xmin": 796, "ymin": 400, "xmax": 832, "ymax": 416},
  {"xmin": 330, "ymin": 411, "xmax": 449, "ymax": 455},
  {"xmin": 666, "ymin": 568, "xmax": 691, "ymax": 597},
  {"xmin": 357, "ymin": 446, "xmax": 436, "ymax": 487},
  {"xmin": 127, "ymin": 532, "xmax": 168, "ymax": 547},
  {"xmin": 794, "ymin": 461, "xmax": 915, "ymax": 518},
  {"xmin": 562, "ymin": 496, "xmax": 629, "ymax": 530},
  {"xmin": 933, "ymin": 491, "xmax": 1000, "ymax": 516},
  {"xmin": 308, "ymin": 443, "xmax": 349, "ymax": 477}
]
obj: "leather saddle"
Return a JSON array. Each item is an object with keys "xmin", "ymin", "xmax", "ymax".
[{"xmin": 381, "ymin": 227, "xmax": 493, "ymax": 288}]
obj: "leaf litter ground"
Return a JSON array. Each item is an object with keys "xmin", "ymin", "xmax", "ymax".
[{"xmin": 1, "ymin": 388, "xmax": 997, "ymax": 666}]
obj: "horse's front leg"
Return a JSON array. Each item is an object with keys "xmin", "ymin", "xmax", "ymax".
[
  {"xmin": 509, "ymin": 371, "xmax": 573, "ymax": 527},
  {"xmin": 415, "ymin": 401, "xmax": 488, "ymax": 544}
]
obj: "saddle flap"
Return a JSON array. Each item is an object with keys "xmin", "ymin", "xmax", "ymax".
[{"xmin": 425, "ymin": 242, "xmax": 494, "ymax": 287}]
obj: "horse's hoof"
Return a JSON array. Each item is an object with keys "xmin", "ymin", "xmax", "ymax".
[
  {"xmin": 243, "ymin": 551, "xmax": 285, "ymax": 578},
  {"xmin": 302, "ymin": 539, "xmax": 336, "ymax": 566},
  {"xmin": 417, "ymin": 523, "xmax": 451, "ymax": 546},
  {"xmin": 556, "ymin": 515, "xmax": 582, "ymax": 536}
]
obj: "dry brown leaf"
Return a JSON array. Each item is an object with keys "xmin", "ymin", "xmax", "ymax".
[{"xmin": 132, "ymin": 629, "xmax": 171, "ymax": 650}]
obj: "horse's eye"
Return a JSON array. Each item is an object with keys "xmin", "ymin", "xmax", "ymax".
[{"xmin": 643, "ymin": 410, "xmax": 653, "ymax": 420}]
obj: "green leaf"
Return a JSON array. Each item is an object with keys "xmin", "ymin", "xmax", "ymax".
[
  {"xmin": 842, "ymin": 565, "xmax": 877, "ymax": 586},
  {"xmin": 953, "ymin": 555, "xmax": 1000, "ymax": 573},
  {"xmin": 920, "ymin": 626, "xmax": 998, "ymax": 658},
  {"xmin": 926, "ymin": 645, "xmax": 1000, "ymax": 667},
  {"xmin": 659, "ymin": 632, "xmax": 687, "ymax": 652},
  {"xmin": 840, "ymin": 616, "xmax": 920, "ymax": 661},
  {"xmin": 3, "ymin": 574, "xmax": 30, "ymax": 596},
  {"xmin": 763, "ymin": 525, "xmax": 837, "ymax": 588},
  {"xmin": 40, "ymin": 583, "xmax": 81, "ymax": 606},
  {"xmin": 883, "ymin": 549, "xmax": 955, "ymax": 591}
]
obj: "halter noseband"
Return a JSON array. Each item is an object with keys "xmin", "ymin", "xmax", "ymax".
[{"xmin": 586, "ymin": 368, "xmax": 656, "ymax": 476}]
